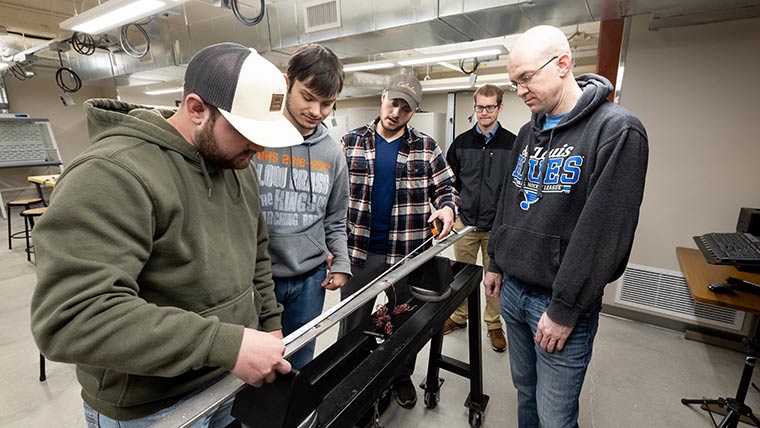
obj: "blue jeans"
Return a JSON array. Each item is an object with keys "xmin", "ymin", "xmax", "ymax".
[
  {"xmin": 83, "ymin": 377, "xmax": 235, "ymax": 428},
  {"xmin": 500, "ymin": 275, "xmax": 601, "ymax": 428},
  {"xmin": 275, "ymin": 263, "xmax": 327, "ymax": 370}
]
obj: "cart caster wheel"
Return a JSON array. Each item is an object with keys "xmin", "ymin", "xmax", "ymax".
[
  {"xmin": 468, "ymin": 410, "xmax": 483, "ymax": 428},
  {"xmin": 424, "ymin": 390, "xmax": 438, "ymax": 409}
]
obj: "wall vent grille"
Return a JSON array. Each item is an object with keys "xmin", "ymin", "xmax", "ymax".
[
  {"xmin": 303, "ymin": 0, "xmax": 341, "ymax": 33},
  {"xmin": 615, "ymin": 264, "xmax": 744, "ymax": 332}
]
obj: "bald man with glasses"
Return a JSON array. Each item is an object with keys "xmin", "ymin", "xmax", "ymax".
[
  {"xmin": 443, "ymin": 83, "xmax": 516, "ymax": 353},
  {"xmin": 484, "ymin": 25, "xmax": 648, "ymax": 427}
]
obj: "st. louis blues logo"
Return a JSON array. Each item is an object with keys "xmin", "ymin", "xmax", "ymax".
[
  {"xmin": 512, "ymin": 144, "xmax": 583, "ymax": 210},
  {"xmin": 519, "ymin": 189, "xmax": 540, "ymax": 210}
]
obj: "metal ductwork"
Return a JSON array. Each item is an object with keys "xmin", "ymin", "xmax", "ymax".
[
  {"xmin": 172, "ymin": 2, "xmax": 272, "ymax": 66},
  {"xmin": 264, "ymin": 0, "xmax": 744, "ymax": 58},
  {"xmin": 65, "ymin": 18, "xmax": 179, "ymax": 83},
  {"xmin": 40, "ymin": 0, "xmax": 760, "ymax": 84},
  {"xmin": 343, "ymin": 71, "xmax": 390, "ymax": 87},
  {"xmin": 269, "ymin": 0, "xmax": 459, "ymax": 57},
  {"xmin": 341, "ymin": 71, "xmax": 391, "ymax": 97}
]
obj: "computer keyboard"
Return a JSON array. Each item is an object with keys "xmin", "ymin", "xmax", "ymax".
[{"xmin": 694, "ymin": 232, "xmax": 760, "ymax": 265}]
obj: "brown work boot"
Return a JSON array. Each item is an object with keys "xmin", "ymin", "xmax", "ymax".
[
  {"xmin": 488, "ymin": 328, "xmax": 507, "ymax": 352},
  {"xmin": 443, "ymin": 318, "xmax": 466, "ymax": 335}
]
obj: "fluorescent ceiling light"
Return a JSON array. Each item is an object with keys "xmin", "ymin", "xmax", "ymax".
[
  {"xmin": 343, "ymin": 61, "xmax": 396, "ymax": 72},
  {"xmin": 398, "ymin": 48, "xmax": 504, "ymax": 66},
  {"xmin": 60, "ymin": 0, "xmax": 191, "ymax": 35},
  {"xmin": 144, "ymin": 86, "xmax": 184, "ymax": 95},
  {"xmin": 437, "ymin": 62, "xmax": 462, "ymax": 72},
  {"xmin": 421, "ymin": 84, "xmax": 473, "ymax": 92},
  {"xmin": 340, "ymin": 46, "xmax": 505, "ymax": 73},
  {"xmin": 420, "ymin": 73, "xmax": 510, "ymax": 92}
]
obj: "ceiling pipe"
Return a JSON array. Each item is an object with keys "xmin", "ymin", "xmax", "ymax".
[{"xmin": 0, "ymin": 76, "xmax": 10, "ymax": 113}]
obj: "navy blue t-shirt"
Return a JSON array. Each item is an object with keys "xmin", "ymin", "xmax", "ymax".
[{"xmin": 368, "ymin": 132, "xmax": 402, "ymax": 254}]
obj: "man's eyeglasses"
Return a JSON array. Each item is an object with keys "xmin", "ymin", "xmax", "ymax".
[
  {"xmin": 509, "ymin": 55, "xmax": 558, "ymax": 88},
  {"xmin": 474, "ymin": 105, "xmax": 499, "ymax": 113}
]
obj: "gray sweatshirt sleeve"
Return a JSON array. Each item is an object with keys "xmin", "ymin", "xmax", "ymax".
[
  {"xmin": 323, "ymin": 152, "xmax": 352, "ymax": 276},
  {"xmin": 547, "ymin": 125, "xmax": 648, "ymax": 327}
]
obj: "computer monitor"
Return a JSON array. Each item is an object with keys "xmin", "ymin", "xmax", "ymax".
[{"xmin": 738, "ymin": 207, "xmax": 760, "ymax": 237}]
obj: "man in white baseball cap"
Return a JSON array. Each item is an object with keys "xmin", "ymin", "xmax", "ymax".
[
  {"xmin": 182, "ymin": 42, "xmax": 303, "ymax": 152},
  {"xmin": 31, "ymin": 42, "xmax": 299, "ymax": 427}
]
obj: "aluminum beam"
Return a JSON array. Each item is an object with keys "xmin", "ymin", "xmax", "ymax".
[{"xmin": 149, "ymin": 225, "xmax": 474, "ymax": 428}]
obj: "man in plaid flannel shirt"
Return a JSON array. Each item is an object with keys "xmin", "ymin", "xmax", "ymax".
[{"xmin": 338, "ymin": 74, "xmax": 460, "ymax": 409}]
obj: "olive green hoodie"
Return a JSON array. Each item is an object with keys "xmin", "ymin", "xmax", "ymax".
[{"xmin": 30, "ymin": 99, "xmax": 282, "ymax": 420}]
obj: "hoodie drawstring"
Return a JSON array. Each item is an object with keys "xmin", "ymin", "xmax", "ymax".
[
  {"xmin": 198, "ymin": 154, "xmax": 213, "ymax": 198},
  {"xmin": 519, "ymin": 147, "xmax": 530, "ymax": 195},
  {"xmin": 536, "ymin": 128, "xmax": 555, "ymax": 199},
  {"xmin": 289, "ymin": 146, "xmax": 296, "ymax": 191},
  {"xmin": 288, "ymin": 145, "xmax": 315, "ymax": 205},
  {"xmin": 519, "ymin": 125, "xmax": 555, "ymax": 200},
  {"xmin": 231, "ymin": 170, "xmax": 242, "ymax": 201},
  {"xmin": 307, "ymin": 144, "xmax": 314, "ymax": 204}
]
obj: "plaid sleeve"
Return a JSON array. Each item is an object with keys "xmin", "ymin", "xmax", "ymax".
[
  {"xmin": 342, "ymin": 126, "xmax": 373, "ymax": 266},
  {"xmin": 426, "ymin": 136, "xmax": 460, "ymax": 214}
]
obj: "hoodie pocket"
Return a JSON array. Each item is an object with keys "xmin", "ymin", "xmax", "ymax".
[
  {"xmin": 251, "ymin": 285, "xmax": 263, "ymax": 321},
  {"xmin": 83, "ymin": 287, "xmax": 255, "ymax": 408},
  {"xmin": 492, "ymin": 225, "xmax": 561, "ymax": 289},
  {"xmin": 197, "ymin": 285, "xmax": 255, "ymax": 325},
  {"xmin": 268, "ymin": 232, "xmax": 327, "ymax": 276}
]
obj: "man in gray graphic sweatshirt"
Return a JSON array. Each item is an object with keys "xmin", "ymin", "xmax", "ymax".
[{"xmin": 253, "ymin": 44, "xmax": 351, "ymax": 370}]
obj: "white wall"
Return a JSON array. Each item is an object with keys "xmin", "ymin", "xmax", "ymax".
[
  {"xmin": 619, "ymin": 14, "xmax": 760, "ymax": 271},
  {"xmin": 1, "ymin": 69, "xmax": 116, "ymax": 201}
]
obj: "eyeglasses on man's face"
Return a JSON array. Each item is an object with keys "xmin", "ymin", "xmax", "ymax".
[
  {"xmin": 474, "ymin": 105, "xmax": 499, "ymax": 113},
  {"xmin": 509, "ymin": 55, "xmax": 559, "ymax": 88}
]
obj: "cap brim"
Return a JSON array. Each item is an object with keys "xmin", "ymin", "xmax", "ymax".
[
  {"xmin": 386, "ymin": 90, "xmax": 419, "ymax": 111},
  {"xmin": 219, "ymin": 109, "xmax": 303, "ymax": 148}
]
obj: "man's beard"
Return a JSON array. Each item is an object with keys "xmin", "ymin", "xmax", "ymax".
[
  {"xmin": 195, "ymin": 119, "xmax": 251, "ymax": 170},
  {"xmin": 379, "ymin": 115, "xmax": 404, "ymax": 135}
]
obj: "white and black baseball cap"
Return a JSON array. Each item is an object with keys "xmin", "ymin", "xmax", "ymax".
[{"xmin": 184, "ymin": 42, "xmax": 302, "ymax": 148}]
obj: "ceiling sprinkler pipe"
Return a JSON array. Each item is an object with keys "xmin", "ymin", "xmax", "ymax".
[{"xmin": 0, "ymin": 77, "xmax": 10, "ymax": 113}]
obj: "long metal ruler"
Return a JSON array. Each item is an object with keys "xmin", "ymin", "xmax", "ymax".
[{"xmin": 149, "ymin": 225, "xmax": 473, "ymax": 428}]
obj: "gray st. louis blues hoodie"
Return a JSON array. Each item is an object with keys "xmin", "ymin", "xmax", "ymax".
[
  {"xmin": 254, "ymin": 122, "xmax": 351, "ymax": 278},
  {"xmin": 487, "ymin": 74, "xmax": 648, "ymax": 327}
]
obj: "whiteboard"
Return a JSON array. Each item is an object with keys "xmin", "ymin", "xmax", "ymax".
[{"xmin": 0, "ymin": 118, "xmax": 63, "ymax": 169}]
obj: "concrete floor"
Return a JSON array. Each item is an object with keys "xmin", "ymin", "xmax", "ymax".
[{"xmin": 1, "ymin": 216, "xmax": 758, "ymax": 428}]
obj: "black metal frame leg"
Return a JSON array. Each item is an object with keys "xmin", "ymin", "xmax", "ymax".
[{"xmin": 682, "ymin": 326, "xmax": 760, "ymax": 428}]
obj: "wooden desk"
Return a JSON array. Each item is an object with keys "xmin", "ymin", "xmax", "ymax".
[
  {"xmin": 678, "ymin": 246, "xmax": 760, "ymax": 427},
  {"xmin": 27, "ymin": 174, "xmax": 59, "ymax": 188},
  {"xmin": 27, "ymin": 174, "xmax": 59, "ymax": 205},
  {"xmin": 676, "ymin": 247, "xmax": 760, "ymax": 315}
]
